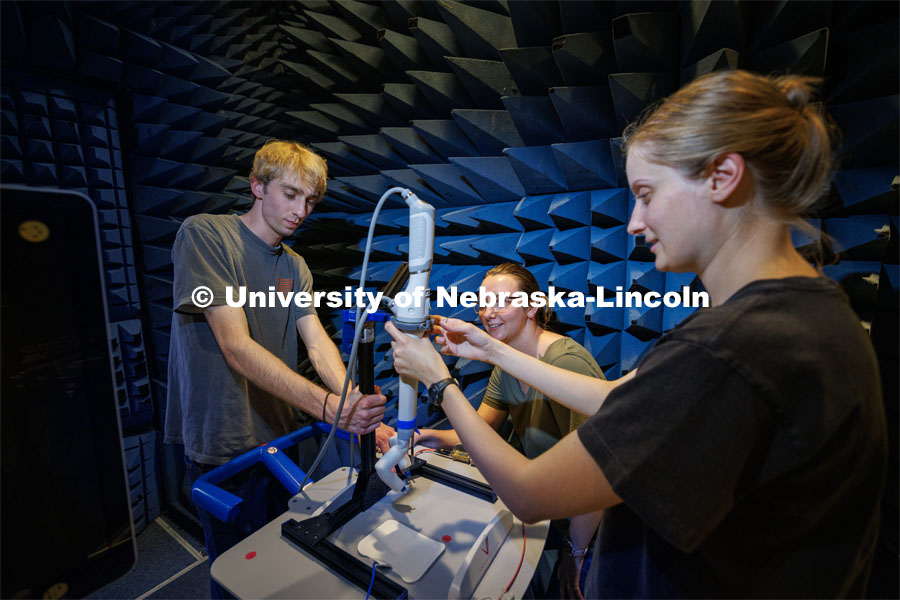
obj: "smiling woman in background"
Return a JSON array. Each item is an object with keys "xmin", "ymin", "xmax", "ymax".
[{"xmin": 385, "ymin": 70, "xmax": 887, "ymax": 598}]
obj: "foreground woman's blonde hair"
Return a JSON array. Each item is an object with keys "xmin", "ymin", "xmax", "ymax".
[{"xmin": 624, "ymin": 70, "xmax": 836, "ymax": 226}]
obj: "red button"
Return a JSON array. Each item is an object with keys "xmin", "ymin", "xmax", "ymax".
[
  {"xmin": 245, "ymin": 551, "xmax": 257, "ymax": 560},
  {"xmin": 441, "ymin": 535, "xmax": 452, "ymax": 543}
]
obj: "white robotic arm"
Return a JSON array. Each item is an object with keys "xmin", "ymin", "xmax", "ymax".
[{"xmin": 375, "ymin": 190, "xmax": 435, "ymax": 492}]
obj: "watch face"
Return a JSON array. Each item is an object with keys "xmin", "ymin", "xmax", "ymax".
[
  {"xmin": 428, "ymin": 381, "xmax": 444, "ymax": 405},
  {"xmin": 428, "ymin": 378, "xmax": 459, "ymax": 412}
]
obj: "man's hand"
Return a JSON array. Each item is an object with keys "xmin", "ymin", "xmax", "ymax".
[
  {"xmin": 431, "ymin": 316, "xmax": 498, "ymax": 363},
  {"xmin": 384, "ymin": 321, "xmax": 451, "ymax": 387},
  {"xmin": 326, "ymin": 385, "xmax": 385, "ymax": 434}
]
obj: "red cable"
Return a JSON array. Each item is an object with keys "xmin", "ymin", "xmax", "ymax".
[
  {"xmin": 414, "ymin": 448, "xmax": 436, "ymax": 457},
  {"xmin": 503, "ymin": 522, "xmax": 527, "ymax": 595}
]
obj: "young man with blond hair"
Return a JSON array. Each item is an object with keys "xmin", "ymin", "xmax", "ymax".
[{"xmin": 165, "ymin": 140, "xmax": 385, "ymax": 595}]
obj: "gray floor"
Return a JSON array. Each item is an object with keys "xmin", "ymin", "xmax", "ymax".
[{"xmin": 87, "ymin": 515, "xmax": 210, "ymax": 600}]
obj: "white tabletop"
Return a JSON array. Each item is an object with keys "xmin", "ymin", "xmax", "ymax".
[{"xmin": 212, "ymin": 450, "xmax": 549, "ymax": 599}]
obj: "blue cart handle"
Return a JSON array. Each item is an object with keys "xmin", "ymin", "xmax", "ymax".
[{"xmin": 191, "ymin": 422, "xmax": 354, "ymax": 523}]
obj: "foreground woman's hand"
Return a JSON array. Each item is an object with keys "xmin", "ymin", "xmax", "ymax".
[
  {"xmin": 431, "ymin": 315, "xmax": 498, "ymax": 363},
  {"xmin": 385, "ymin": 321, "xmax": 451, "ymax": 387}
]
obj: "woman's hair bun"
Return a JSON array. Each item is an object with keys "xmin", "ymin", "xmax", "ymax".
[{"xmin": 773, "ymin": 75, "xmax": 817, "ymax": 111}]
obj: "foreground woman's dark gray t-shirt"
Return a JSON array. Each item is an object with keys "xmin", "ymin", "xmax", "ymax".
[{"xmin": 578, "ymin": 277, "xmax": 886, "ymax": 598}]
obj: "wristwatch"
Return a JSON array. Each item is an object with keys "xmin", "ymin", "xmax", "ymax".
[
  {"xmin": 563, "ymin": 535, "xmax": 589, "ymax": 557},
  {"xmin": 426, "ymin": 377, "xmax": 459, "ymax": 414}
]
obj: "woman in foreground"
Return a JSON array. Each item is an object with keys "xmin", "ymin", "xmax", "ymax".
[{"xmin": 385, "ymin": 70, "xmax": 886, "ymax": 598}]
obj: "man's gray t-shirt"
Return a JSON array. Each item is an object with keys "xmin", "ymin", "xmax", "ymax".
[{"xmin": 164, "ymin": 213, "xmax": 316, "ymax": 465}]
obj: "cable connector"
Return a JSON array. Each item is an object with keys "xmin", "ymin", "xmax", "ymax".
[{"xmin": 448, "ymin": 449, "xmax": 471, "ymax": 464}]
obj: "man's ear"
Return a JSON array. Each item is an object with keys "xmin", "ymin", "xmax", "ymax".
[
  {"xmin": 250, "ymin": 176, "xmax": 265, "ymax": 201},
  {"xmin": 706, "ymin": 153, "xmax": 746, "ymax": 205}
]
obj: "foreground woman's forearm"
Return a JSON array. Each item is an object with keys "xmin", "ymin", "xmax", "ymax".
[{"xmin": 489, "ymin": 342, "xmax": 636, "ymax": 416}]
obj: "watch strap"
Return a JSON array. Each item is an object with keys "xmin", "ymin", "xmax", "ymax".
[
  {"xmin": 427, "ymin": 377, "xmax": 458, "ymax": 414},
  {"xmin": 563, "ymin": 535, "xmax": 589, "ymax": 557}
]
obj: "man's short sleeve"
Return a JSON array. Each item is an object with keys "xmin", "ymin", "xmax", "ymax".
[
  {"xmin": 577, "ymin": 340, "xmax": 772, "ymax": 552},
  {"xmin": 172, "ymin": 217, "xmax": 237, "ymax": 313},
  {"xmin": 481, "ymin": 367, "xmax": 508, "ymax": 411},
  {"xmin": 291, "ymin": 254, "xmax": 316, "ymax": 322}
]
